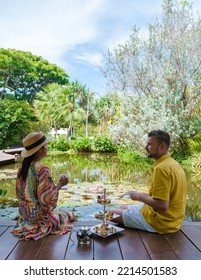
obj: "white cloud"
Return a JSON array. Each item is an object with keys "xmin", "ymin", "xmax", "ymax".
[
  {"xmin": 74, "ymin": 51, "xmax": 103, "ymax": 67},
  {"xmin": 0, "ymin": 0, "xmax": 106, "ymax": 63},
  {"xmin": 0, "ymin": 0, "xmax": 200, "ymax": 94}
]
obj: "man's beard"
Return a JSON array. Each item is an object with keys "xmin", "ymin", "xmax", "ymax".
[{"xmin": 146, "ymin": 150, "xmax": 159, "ymax": 160}]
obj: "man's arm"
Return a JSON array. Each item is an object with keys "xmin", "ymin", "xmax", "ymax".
[{"xmin": 130, "ymin": 190, "xmax": 169, "ymax": 212}]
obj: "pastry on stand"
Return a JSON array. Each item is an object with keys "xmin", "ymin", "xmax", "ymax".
[
  {"xmin": 92, "ymin": 188, "xmax": 124, "ymax": 238},
  {"xmin": 94, "ymin": 211, "xmax": 114, "ymax": 221},
  {"xmin": 97, "ymin": 188, "xmax": 111, "ymax": 224},
  {"xmin": 99, "ymin": 223, "xmax": 109, "ymax": 236}
]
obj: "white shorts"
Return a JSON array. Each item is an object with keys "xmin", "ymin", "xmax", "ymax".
[{"xmin": 122, "ymin": 203, "xmax": 157, "ymax": 232}]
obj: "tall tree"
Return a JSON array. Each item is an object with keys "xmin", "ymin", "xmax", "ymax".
[
  {"xmin": 0, "ymin": 96, "xmax": 39, "ymax": 148},
  {"xmin": 71, "ymin": 81, "xmax": 94, "ymax": 137},
  {"xmin": 102, "ymin": 0, "xmax": 201, "ymax": 154},
  {"xmin": 0, "ymin": 48, "xmax": 69, "ymax": 102},
  {"xmin": 94, "ymin": 96, "xmax": 117, "ymax": 135}
]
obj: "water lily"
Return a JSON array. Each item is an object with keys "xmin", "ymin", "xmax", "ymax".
[
  {"xmin": 94, "ymin": 184, "xmax": 100, "ymax": 193},
  {"xmin": 86, "ymin": 185, "xmax": 92, "ymax": 192}
]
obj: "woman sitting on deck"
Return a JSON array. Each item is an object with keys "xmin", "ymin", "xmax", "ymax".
[{"xmin": 12, "ymin": 131, "xmax": 76, "ymax": 241}]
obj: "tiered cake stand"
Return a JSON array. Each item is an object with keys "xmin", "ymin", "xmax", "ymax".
[{"xmin": 92, "ymin": 188, "xmax": 124, "ymax": 238}]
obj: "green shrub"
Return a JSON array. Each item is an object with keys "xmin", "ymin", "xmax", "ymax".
[
  {"xmin": 48, "ymin": 136, "xmax": 117, "ymax": 153},
  {"xmin": 188, "ymin": 134, "xmax": 201, "ymax": 154},
  {"xmin": 48, "ymin": 137, "xmax": 70, "ymax": 151},
  {"xmin": 190, "ymin": 152, "xmax": 201, "ymax": 185},
  {"xmin": 70, "ymin": 137, "xmax": 93, "ymax": 152},
  {"xmin": 92, "ymin": 137, "xmax": 117, "ymax": 152}
]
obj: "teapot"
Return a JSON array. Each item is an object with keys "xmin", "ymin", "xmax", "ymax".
[{"xmin": 77, "ymin": 226, "xmax": 93, "ymax": 245}]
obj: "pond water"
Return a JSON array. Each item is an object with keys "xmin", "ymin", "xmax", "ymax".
[{"xmin": 0, "ymin": 152, "xmax": 200, "ymax": 222}]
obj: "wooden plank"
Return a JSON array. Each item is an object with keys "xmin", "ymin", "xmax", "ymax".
[
  {"xmin": 36, "ymin": 233, "xmax": 70, "ymax": 260},
  {"xmin": 93, "ymin": 234, "xmax": 122, "ymax": 260},
  {"xmin": 74, "ymin": 221, "xmax": 98, "ymax": 227},
  {"xmin": 164, "ymin": 231, "xmax": 201, "ymax": 260},
  {"xmin": 0, "ymin": 220, "xmax": 16, "ymax": 226},
  {"xmin": 0, "ymin": 226, "xmax": 8, "ymax": 235},
  {"xmin": 0, "ymin": 227, "xmax": 19, "ymax": 260},
  {"xmin": 65, "ymin": 229, "xmax": 94, "ymax": 260},
  {"xmin": 118, "ymin": 228, "xmax": 150, "ymax": 260},
  {"xmin": 181, "ymin": 224, "xmax": 201, "ymax": 251},
  {"xmin": 7, "ymin": 238, "xmax": 45, "ymax": 260},
  {"xmin": 182, "ymin": 221, "xmax": 201, "ymax": 226},
  {"xmin": 139, "ymin": 231, "xmax": 178, "ymax": 260}
]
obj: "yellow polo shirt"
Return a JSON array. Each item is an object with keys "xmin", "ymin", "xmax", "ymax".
[{"xmin": 141, "ymin": 154, "xmax": 187, "ymax": 234}]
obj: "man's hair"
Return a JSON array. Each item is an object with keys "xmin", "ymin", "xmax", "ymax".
[{"xmin": 148, "ymin": 130, "xmax": 170, "ymax": 147}]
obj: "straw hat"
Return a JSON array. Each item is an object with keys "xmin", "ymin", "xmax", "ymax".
[{"xmin": 21, "ymin": 131, "xmax": 51, "ymax": 158}]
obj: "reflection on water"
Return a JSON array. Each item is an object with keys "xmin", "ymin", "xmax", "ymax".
[{"xmin": 0, "ymin": 152, "xmax": 200, "ymax": 221}]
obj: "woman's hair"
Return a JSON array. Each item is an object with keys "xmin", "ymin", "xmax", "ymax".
[
  {"xmin": 18, "ymin": 154, "xmax": 35, "ymax": 181},
  {"xmin": 18, "ymin": 145, "xmax": 46, "ymax": 181},
  {"xmin": 148, "ymin": 130, "xmax": 170, "ymax": 148}
]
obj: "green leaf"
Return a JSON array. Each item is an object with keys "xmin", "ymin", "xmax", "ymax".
[{"xmin": 0, "ymin": 189, "xmax": 7, "ymax": 197}]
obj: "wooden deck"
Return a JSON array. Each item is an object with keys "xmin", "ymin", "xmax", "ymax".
[
  {"xmin": 0, "ymin": 148, "xmax": 22, "ymax": 165},
  {"xmin": 0, "ymin": 220, "xmax": 200, "ymax": 260},
  {"xmin": 0, "ymin": 151, "xmax": 15, "ymax": 165}
]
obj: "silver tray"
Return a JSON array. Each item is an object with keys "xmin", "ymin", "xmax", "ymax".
[
  {"xmin": 90, "ymin": 213, "xmax": 119, "ymax": 221},
  {"xmin": 91, "ymin": 223, "xmax": 124, "ymax": 238}
]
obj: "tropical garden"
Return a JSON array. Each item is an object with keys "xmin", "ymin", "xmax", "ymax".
[{"xmin": 0, "ymin": 0, "xmax": 200, "ymax": 221}]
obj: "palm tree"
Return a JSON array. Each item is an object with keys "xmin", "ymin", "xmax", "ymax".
[
  {"xmin": 70, "ymin": 81, "xmax": 95, "ymax": 137},
  {"xmin": 34, "ymin": 83, "xmax": 86, "ymax": 139},
  {"xmin": 94, "ymin": 96, "xmax": 117, "ymax": 135}
]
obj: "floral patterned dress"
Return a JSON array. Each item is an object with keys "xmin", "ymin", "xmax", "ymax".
[{"xmin": 12, "ymin": 161, "xmax": 74, "ymax": 240}]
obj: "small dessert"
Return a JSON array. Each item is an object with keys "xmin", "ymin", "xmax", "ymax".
[
  {"xmin": 106, "ymin": 211, "xmax": 113, "ymax": 220},
  {"xmin": 99, "ymin": 223, "xmax": 109, "ymax": 236},
  {"xmin": 93, "ymin": 226, "xmax": 99, "ymax": 233},
  {"xmin": 97, "ymin": 194, "xmax": 111, "ymax": 204},
  {"xmin": 97, "ymin": 195, "xmax": 103, "ymax": 203},
  {"xmin": 110, "ymin": 226, "xmax": 116, "ymax": 233},
  {"xmin": 105, "ymin": 198, "xmax": 111, "ymax": 204},
  {"xmin": 95, "ymin": 211, "xmax": 114, "ymax": 220},
  {"xmin": 95, "ymin": 211, "xmax": 104, "ymax": 220}
]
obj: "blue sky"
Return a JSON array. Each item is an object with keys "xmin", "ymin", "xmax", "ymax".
[{"xmin": 0, "ymin": 0, "xmax": 200, "ymax": 95}]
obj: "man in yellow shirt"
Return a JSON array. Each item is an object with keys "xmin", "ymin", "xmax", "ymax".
[{"xmin": 111, "ymin": 130, "xmax": 187, "ymax": 234}]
